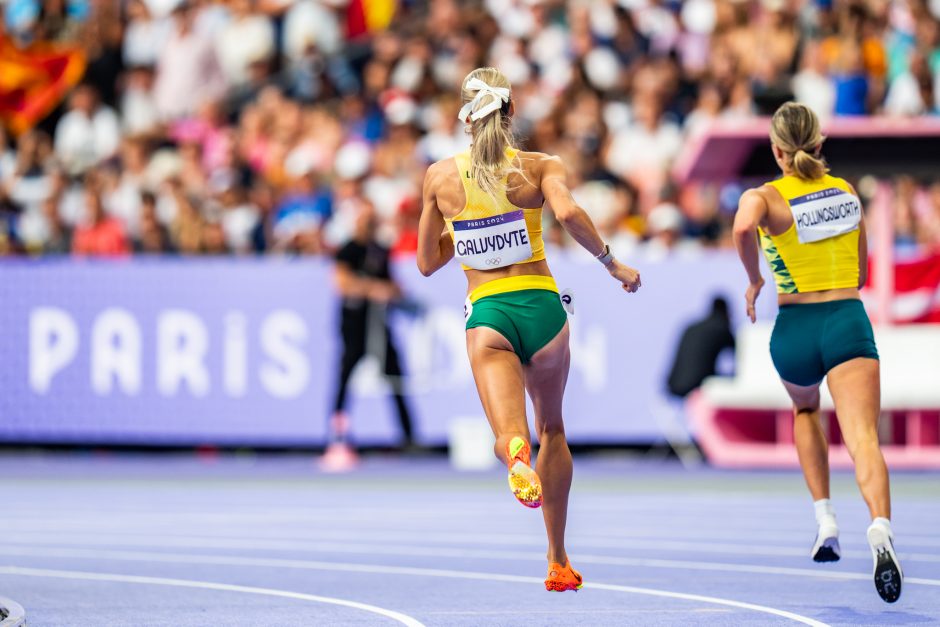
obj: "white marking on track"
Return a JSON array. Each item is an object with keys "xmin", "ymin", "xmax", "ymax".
[
  {"xmin": 2, "ymin": 526, "xmax": 936, "ymax": 562},
  {"xmin": 0, "ymin": 549, "xmax": 827, "ymax": 626},
  {"xmin": 0, "ymin": 565, "xmax": 425, "ymax": 627},
  {"xmin": 5, "ymin": 509, "xmax": 940, "ymax": 546},
  {"xmin": 1, "ymin": 536, "xmax": 939, "ymax": 587}
]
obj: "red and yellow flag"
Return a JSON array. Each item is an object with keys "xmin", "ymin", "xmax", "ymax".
[
  {"xmin": 346, "ymin": 0, "xmax": 397, "ymax": 39},
  {"xmin": 0, "ymin": 36, "xmax": 86, "ymax": 136}
]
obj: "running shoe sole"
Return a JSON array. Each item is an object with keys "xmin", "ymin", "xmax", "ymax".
[
  {"xmin": 868, "ymin": 525, "xmax": 903, "ymax": 603},
  {"xmin": 506, "ymin": 437, "xmax": 542, "ymax": 508},
  {"xmin": 812, "ymin": 536, "xmax": 841, "ymax": 563},
  {"xmin": 508, "ymin": 460, "xmax": 542, "ymax": 508}
]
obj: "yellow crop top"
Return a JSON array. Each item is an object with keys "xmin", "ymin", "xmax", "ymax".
[
  {"xmin": 445, "ymin": 148, "xmax": 545, "ymax": 271},
  {"xmin": 759, "ymin": 174, "xmax": 861, "ymax": 294}
]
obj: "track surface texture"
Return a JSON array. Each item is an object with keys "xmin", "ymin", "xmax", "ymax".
[{"xmin": 0, "ymin": 452, "xmax": 937, "ymax": 626}]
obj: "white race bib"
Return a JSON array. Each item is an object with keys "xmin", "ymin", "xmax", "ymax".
[
  {"xmin": 789, "ymin": 187, "xmax": 861, "ymax": 244},
  {"xmin": 452, "ymin": 209, "xmax": 532, "ymax": 270}
]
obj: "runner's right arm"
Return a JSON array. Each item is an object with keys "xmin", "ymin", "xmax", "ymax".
[
  {"xmin": 417, "ymin": 162, "xmax": 455, "ymax": 277},
  {"xmin": 732, "ymin": 188, "xmax": 768, "ymax": 323}
]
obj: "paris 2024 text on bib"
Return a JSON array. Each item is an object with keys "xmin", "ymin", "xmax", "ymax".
[
  {"xmin": 788, "ymin": 187, "xmax": 861, "ymax": 244},
  {"xmin": 452, "ymin": 209, "xmax": 532, "ymax": 270}
]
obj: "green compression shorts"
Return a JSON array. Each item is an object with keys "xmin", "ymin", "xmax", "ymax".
[
  {"xmin": 466, "ymin": 289, "xmax": 568, "ymax": 364},
  {"xmin": 769, "ymin": 299, "xmax": 879, "ymax": 386}
]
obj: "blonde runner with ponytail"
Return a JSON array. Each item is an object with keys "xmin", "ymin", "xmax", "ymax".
[
  {"xmin": 769, "ymin": 102, "xmax": 828, "ymax": 181},
  {"xmin": 734, "ymin": 102, "xmax": 902, "ymax": 605},
  {"xmin": 418, "ymin": 66, "xmax": 642, "ymax": 593},
  {"xmin": 458, "ymin": 68, "xmax": 525, "ymax": 198}
]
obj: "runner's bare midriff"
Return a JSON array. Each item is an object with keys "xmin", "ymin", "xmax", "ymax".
[
  {"xmin": 464, "ymin": 259, "xmax": 553, "ymax": 296},
  {"xmin": 778, "ymin": 287, "xmax": 860, "ymax": 306}
]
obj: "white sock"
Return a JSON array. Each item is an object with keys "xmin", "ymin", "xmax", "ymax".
[
  {"xmin": 814, "ymin": 499, "xmax": 837, "ymax": 525},
  {"xmin": 871, "ymin": 516, "xmax": 893, "ymax": 536}
]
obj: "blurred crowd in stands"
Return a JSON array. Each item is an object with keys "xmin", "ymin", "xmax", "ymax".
[{"xmin": 2, "ymin": 0, "xmax": 940, "ymax": 259}]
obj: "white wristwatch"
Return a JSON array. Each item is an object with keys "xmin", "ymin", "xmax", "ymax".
[{"xmin": 596, "ymin": 244, "xmax": 615, "ymax": 267}]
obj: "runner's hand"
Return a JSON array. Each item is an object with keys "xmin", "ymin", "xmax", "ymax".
[
  {"xmin": 745, "ymin": 278, "xmax": 764, "ymax": 323},
  {"xmin": 607, "ymin": 261, "xmax": 641, "ymax": 294}
]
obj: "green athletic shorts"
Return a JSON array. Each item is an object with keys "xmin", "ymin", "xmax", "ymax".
[
  {"xmin": 466, "ymin": 289, "xmax": 568, "ymax": 364},
  {"xmin": 769, "ymin": 299, "xmax": 879, "ymax": 386}
]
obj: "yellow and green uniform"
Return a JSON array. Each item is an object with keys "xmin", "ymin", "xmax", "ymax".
[
  {"xmin": 760, "ymin": 174, "xmax": 878, "ymax": 386},
  {"xmin": 448, "ymin": 149, "xmax": 565, "ymax": 364},
  {"xmin": 759, "ymin": 174, "xmax": 861, "ymax": 294}
]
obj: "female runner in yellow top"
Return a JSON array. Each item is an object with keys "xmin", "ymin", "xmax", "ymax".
[
  {"xmin": 733, "ymin": 102, "xmax": 901, "ymax": 603},
  {"xmin": 417, "ymin": 67, "xmax": 642, "ymax": 592}
]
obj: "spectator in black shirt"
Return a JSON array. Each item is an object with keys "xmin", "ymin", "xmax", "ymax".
[
  {"xmin": 321, "ymin": 205, "xmax": 414, "ymax": 471},
  {"xmin": 666, "ymin": 296, "xmax": 736, "ymax": 398}
]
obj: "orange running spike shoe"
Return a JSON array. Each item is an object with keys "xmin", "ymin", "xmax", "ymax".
[
  {"xmin": 506, "ymin": 436, "xmax": 542, "ymax": 508},
  {"xmin": 545, "ymin": 561, "xmax": 583, "ymax": 592}
]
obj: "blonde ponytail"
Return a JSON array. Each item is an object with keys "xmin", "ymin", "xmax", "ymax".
[
  {"xmin": 770, "ymin": 102, "xmax": 829, "ymax": 180},
  {"xmin": 791, "ymin": 148, "xmax": 827, "ymax": 180},
  {"xmin": 460, "ymin": 67, "xmax": 522, "ymax": 198}
]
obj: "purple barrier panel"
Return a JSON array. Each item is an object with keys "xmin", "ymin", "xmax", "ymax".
[
  {"xmin": 0, "ymin": 253, "xmax": 777, "ymax": 446},
  {"xmin": 0, "ymin": 258, "xmax": 336, "ymax": 445}
]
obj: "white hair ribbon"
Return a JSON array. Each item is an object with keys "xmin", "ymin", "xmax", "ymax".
[{"xmin": 457, "ymin": 77, "xmax": 511, "ymax": 123}]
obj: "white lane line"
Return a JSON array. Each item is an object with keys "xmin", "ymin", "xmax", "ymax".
[
  {"xmin": 0, "ymin": 549, "xmax": 827, "ymax": 626},
  {"xmin": 1, "ymin": 537, "xmax": 939, "ymax": 587},
  {"xmin": 5, "ymin": 513, "xmax": 940, "ymax": 546},
  {"xmin": 3, "ymin": 528, "xmax": 937, "ymax": 563},
  {"xmin": 0, "ymin": 513, "xmax": 940, "ymax": 561},
  {"xmin": 0, "ymin": 565, "xmax": 425, "ymax": 627}
]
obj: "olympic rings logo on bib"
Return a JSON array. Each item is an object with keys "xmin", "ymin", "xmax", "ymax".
[{"xmin": 452, "ymin": 209, "xmax": 532, "ymax": 270}]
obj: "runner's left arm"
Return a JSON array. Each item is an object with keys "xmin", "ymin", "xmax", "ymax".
[
  {"xmin": 541, "ymin": 155, "xmax": 641, "ymax": 293},
  {"xmin": 417, "ymin": 164, "xmax": 455, "ymax": 276}
]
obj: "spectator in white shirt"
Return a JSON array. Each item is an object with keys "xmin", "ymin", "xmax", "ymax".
[
  {"xmin": 154, "ymin": 1, "xmax": 226, "ymax": 120},
  {"xmin": 792, "ymin": 40, "xmax": 836, "ymax": 119},
  {"xmin": 283, "ymin": 0, "xmax": 342, "ymax": 63},
  {"xmin": 53, "ymin": 84, "xmax": 121, "ymax": 176},
  {"xmin": 123, "ymin": 0, "xmax": 171, "ymax": 68},
  {"xmin": 215, "ymin": 0, "xmax": 276, "ymax": 87},
  {"xmin": 604, "ymin": 93, "xmax": 682, "ymax": 211},
  {"xmin": 884, "ymin": 50, "xmax": 932, "ymax": 117}
]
